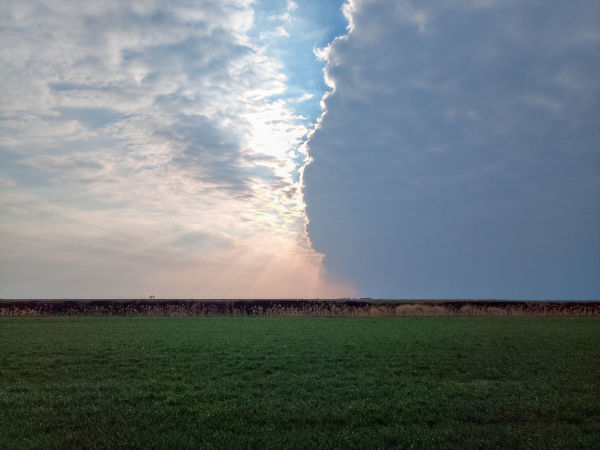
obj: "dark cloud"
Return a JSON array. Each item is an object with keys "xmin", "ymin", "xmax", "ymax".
[
  {"xmin": 305, "ymin": 0, "xmax": 600, "ymax": 299},
  {"xmin": 56, "ymin": 107, "xmax": 124, "ymax": 129},
  {"xmin": 164, "ymin": 113, "xmax": 252, "ymax": 192}
]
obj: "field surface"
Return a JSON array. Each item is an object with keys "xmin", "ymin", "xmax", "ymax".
[{"xmin": 1, "ymin": 316, "xmax": 599, "ymax": 449}]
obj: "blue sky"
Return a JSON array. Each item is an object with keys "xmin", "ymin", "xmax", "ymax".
[
  {"xmin": 0, "ymin": 0, "xmax": 598, "ymax": 299},
  {"xmin": 251, "ymin": 0, "xmax": 347, "ymax": 123}
]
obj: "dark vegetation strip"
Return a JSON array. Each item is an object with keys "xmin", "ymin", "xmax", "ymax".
[{"xmin": 1, "ymin": 299, "xmax": 598, "ymax": 316}]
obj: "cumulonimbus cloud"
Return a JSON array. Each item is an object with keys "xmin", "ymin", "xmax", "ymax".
[{"xmin": 305, "ymin": 0, "xmax": 600, "ymax": 299}]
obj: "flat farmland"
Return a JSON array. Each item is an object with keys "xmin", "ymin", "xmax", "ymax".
[{"xmin": 1, "ymin": 316, "xmax": 599, "ymax": 449}]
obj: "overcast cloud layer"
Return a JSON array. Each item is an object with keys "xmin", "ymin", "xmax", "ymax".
[
  {"xmin": 306, "ymin": 0, "xmax": 600, "ymax": 299},
  {"xmin": 0, "ymin": 0, "xmax": 353, "ymax": 298}
]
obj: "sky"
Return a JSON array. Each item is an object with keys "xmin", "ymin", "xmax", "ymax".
[{"xmin": 1, "ymin": 0, "xmax": 599, "ymax": 299}]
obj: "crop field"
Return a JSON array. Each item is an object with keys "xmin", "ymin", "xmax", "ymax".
[{"xmin": 1, "ymin": 316, "xmax": 599, "ymax": 449}]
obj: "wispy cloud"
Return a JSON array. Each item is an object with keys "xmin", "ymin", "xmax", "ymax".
[{"xmin": 0, "ymin": 0, "xmax": 354, "ymax": 298}]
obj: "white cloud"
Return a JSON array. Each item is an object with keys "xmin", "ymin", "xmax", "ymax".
[
  {"xmin": 0, "ymin": 0, "xmax": 354, "ymax": 298},
  {"xmin": 259, "ymin": 25, "xmax": 290, "ymax": 40},
  {"xmin": 297, "ymin": 93, "xmax": 314, "ymax": 102}
]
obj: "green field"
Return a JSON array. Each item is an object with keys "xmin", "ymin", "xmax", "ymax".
[{"xmin": 1, "ymin": 317, "xmax": 599, "ymax": 449}]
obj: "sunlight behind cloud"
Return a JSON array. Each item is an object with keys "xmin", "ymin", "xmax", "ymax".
[{"xmin": 0, "ymin": 0, "xmax": 355, "ymax": 298}]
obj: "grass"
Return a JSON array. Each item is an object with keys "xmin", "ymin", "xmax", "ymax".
[{"xmin": 1, "ymin": 316, "xmax": 599, "ymax": 449}]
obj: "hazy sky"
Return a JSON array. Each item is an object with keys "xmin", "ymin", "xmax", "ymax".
[{"xmin": 1, "ymin": 0, "xmax": 599, "ymax": 299}]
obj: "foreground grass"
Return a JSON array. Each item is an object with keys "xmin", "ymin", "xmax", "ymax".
[{"xmin": 1, "ymin": 317, "xmax": 599, "ymax": 449}]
